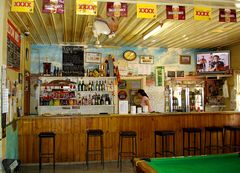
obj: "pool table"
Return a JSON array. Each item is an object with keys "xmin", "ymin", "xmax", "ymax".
[{"xmin": 134, "ymin": 153, "xmax": 240, "ymax": 173}]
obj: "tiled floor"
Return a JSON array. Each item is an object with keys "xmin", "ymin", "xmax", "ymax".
[{"xmin": 19, "ymin": 161, "xmax": 135, "ymax": 173}]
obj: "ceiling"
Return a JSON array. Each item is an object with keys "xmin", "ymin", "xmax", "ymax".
[{"xmin": 7, "ymin": 0, "xmax": 240, "ymax": 48}]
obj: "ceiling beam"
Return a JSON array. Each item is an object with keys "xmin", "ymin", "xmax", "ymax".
[{"xmin": 50, "ymin": 14, "xmax": 60, "ymax": 44}]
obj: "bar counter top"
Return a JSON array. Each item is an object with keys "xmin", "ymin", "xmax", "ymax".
[
  {"xmin": 22, "ymin": 111, "xmax": 240, "ymax": 119},
  {"xmin": 18, "ymin": 111, "xmax": 240, "ymax": 164}
]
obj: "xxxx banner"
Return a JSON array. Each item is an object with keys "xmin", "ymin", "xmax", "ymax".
[
  {"xmin": 194, "ymin": 7, "xmax": 212, "ymax": 21},
  {"xmin": 137, "ymin": 4, "xmax": 157, "ymax": 18},
  {"xmin": 76, "ymin": 0, "xmax": 97, "ymax": 15},
  {"xmin": 11, "ymin": 0, "xmax": 34, "ymax": 13}
]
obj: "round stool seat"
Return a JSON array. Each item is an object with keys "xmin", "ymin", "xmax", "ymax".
[
  {"xmin": 155, "ymin": 130, "xmax": 175, "ymax": 136},
  {"xmin": 205, "ymin": 127, "xmax": 223, "ymax": 132},
  {"xmin": 120, "ymin": 131, "xmax": 137, "ymax": 137},
  {"xmin": 183, "ymin": 128, "xmax": 202, "ymax": 133},
  {"xmin": 39, "ymin": 132, "xmax": 56, "ymax": 138}
]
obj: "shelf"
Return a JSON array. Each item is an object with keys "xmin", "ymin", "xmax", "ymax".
[
  {"xmin": 76, "ymin": 90, "xmax": 113, "ymax": 93},
  {"xmin": 173, "ymin": 74, "xmax": 232, "ymax": 81},
  {"xmin": 39, "ymin": 105, "xmax": 114, "ymax": 107}
]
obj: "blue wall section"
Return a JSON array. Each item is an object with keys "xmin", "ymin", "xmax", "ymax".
[{"xmin": 6, "ymin": 124, "xmax": 18, "ymax": 159}]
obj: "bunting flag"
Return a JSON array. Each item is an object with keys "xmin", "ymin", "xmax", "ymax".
[
  {"xmin": 194, "ymin": 7, "xmax": 212, "ymax": 21},
  {"xmin": 166, "ymin": 5, "xmax": 185, "ymax": 20},
  {"xmin": 219, "ymin": 9, "xmax": 237, "ymax": 22},
  {"xmin": 76, "ymin": 0, "xmax": 97, "ymax": 15},
  {"xmin": 11, "ymin": 0, "xmax": 34, "ymax": 13},
  {"xmin": 42, "ymin": 0, "xmax": 64, "ymax": 14},
  {"xmin": 137, "ymin": 4, "xmax": 157, "ymax": 18},
  {"xmin": 106, "ymin": 2, "xmax": 128, "ymax": 17}
]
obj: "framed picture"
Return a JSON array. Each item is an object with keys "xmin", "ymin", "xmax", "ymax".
[
  {"xmin": 167, "ymin": 71, "xmax": 175, "ymax": 77},
  {"xmin": 85, "ymin": 52, "xmax": 101, "ymax": 63},
  {"xmin": 139, "ymin": 55, "xmax": 154, "ymax": 64},
  {"xmin": 180, "ymin": 55, "xmax": 191, "ymax": 64},
  {"xmin": 177, "ymin": 71, "xmax": 184, "ymax": 77}
]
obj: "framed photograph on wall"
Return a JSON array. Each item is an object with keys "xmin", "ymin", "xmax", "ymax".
[
  {"xmin": 139, "ymin": 55, "xmax": 154, "ymax": 64},
  {"xmin": 177, "ymin": 71, "xmax": 184, "ymax": 77},
  {"xmin": 85, "ymin": 52, "xmax": 101, "ymax": 63},
  {"xmin": 179, "ymin": 55, "xmax": 191, "ymax": 64},
  {"xmin": 167, "ymin": 71, "xmax": 175, "ymax": 77}
]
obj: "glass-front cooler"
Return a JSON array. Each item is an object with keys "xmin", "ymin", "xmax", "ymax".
[{"xmin": 165, "ymin": 84, "xmax": 204, "ymax": 112}]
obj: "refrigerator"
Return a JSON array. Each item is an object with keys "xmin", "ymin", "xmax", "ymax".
[{"xmin": 165, "ymin": 85, "xmax": 204, "ymax": 112}]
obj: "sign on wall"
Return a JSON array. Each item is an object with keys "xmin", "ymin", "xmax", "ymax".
[
  {"xmin": 11, "ymin": 0, "xmax": 34, "ymax": 13},
  {"xmin": 137, "ymin": 4, "xmax": 157, "ymax": 18},
  {"xmin": 7, "ymin": 20, "xmax": 21, "ymax": 71},
  {"xmin": 42, "ymin": 0, "xmax": 64, "ymax": 14},
  {"xmin": 219, "ymin": 9, "xmax": 237, "ymax": 22},
  {"xmin": 76, "ymin": 0, "xmax": 97, "ymax": 15}
]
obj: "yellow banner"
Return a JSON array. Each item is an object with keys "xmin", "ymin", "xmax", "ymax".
[
  {"xmin": 194, "ymin": 7, "xmax": 211, "ymax": 21},
  {"xmin": 11, "ymin": 0, "xmax": 34, "ymax": 13},
  {"xmin": 137, "ymin": 4, "xmax": 157, "ymax": 18},
  {"xmin": 76, "ymin": 0, "xmax": 97, "ymax": 15}
]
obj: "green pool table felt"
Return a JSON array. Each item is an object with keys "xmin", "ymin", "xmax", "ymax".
[{"xmin": 146, "ymin": 153, "xmax": 240, "ymax": 173}]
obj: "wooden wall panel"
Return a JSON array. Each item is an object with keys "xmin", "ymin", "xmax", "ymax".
[{"xmin": 18, "ymin": 113, "xmax": 240, "ymax": 163}]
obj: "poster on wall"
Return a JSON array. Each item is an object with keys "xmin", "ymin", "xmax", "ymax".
[
  {"xmin": 219, "ymin": 9, "xmax": 237, "ymax": 22},
  {"xmin": 42, "ymin": 0, "xmax": 64, "ymax": 14},
  {"xmin": 7, "ymin": 20, "xmax": 21, "ymax": 71},
  {"xmin": 11, "ymin": 0, "xmax": 34, "ymax": 13},
  {"xmin": 106, "ymin": 2, "xmax": 128, "ymax": 17},
  {"xmin": 155, "ymin": 66, "xmax": 164, "ymax": 87}
]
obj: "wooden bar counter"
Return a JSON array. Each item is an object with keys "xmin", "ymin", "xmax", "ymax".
[{"xmin": 18, "ymin": 112, "xmax": 240, "ymax": 164}]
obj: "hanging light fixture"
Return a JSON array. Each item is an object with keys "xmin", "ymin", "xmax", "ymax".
[{"xmin": 143, "ymin": 23, "xmax": 163, "ymax": 40}]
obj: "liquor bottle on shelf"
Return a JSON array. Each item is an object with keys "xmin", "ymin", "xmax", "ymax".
[
  {"xmin": 88, "ymin": 81, "xmax": 92, "ymax": 91},
  {"xmin": 95, "ymin": 81, "xmax": 99, "ymax": 91},
  {"xmin": 78, "ymin": 81, "xmax": 82, "ymax": 91},
  {"xmin": 81, "ymin": 81, "xmax": 85, "ymax": 91},
  {"xmin": 91, "ymin": 81, "xmax": 94, "ymax": 91}
]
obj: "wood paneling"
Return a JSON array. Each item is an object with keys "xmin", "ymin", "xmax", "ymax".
[{"xmin": 18, "ymin": 112, "xmax": 240, "ymax": 163}]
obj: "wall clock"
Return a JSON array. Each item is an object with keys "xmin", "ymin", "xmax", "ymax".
[{"xmin": 123, "ymin": 50, "xmax": 137, "ymax": 61}]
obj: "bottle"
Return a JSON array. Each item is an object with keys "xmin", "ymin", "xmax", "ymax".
[
  {"xmin": 91, "ymin": 95, "xmax": 95, "ymax": 105},
  {"xmin": 91, "ymin": 81, "xmax": 94, "ymax": 91},
  {"xmin": 81, "ymin": 81, "xmax": 85, "ymax": 91},
  {"xmin": 78, "ymin": 81, "xmax": 81, "ymax": 91},
  {"xmin": 100, "ymin": 95, "xmax": 104, "ymax": 105},
  {"xmin": 88, "ymin": 81, "xmax": 92, "ymax": 91},
  {"xmin": 104, "ymin": 80, "xmax": 107, "ymax": 91},
  {"xmin": 105, "ymin": 95, "xmax": 109, "ymax": 105},
  {"xmin": 53, "ymin": 66, "xmax": 56, "ymax": 76},
  {"xmin": 101, "ymin": 81, "xmax": 105, "ymax": 91},
  {"xmin": 97, "ymin": 94, "xmax": 101, "ymax": 105},
  {"xmin": 56, "ymin": 67, "xmax": 59, "ymax": 76},
  {"xmin": 96, "ymin": 81, "xmax": 99, "ymax": 91}
]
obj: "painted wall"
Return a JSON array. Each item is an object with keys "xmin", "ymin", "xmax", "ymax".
[{"xmin": 31, "ymin": 44, "xmax": 206, "ymax": 113}]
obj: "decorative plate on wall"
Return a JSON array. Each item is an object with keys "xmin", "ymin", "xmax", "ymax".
[{"xmin": 123, "ymin": 50, "xmax": 137, "ymax": 61}]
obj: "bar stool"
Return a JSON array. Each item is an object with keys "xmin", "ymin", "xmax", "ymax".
[
  {"xmin": 224, "ymin": 126, "xmax": 240, "ymax": 152},
  {"xmin": 182, "ymin": 128, "xmax": 202, "ymax": 156},
  {"xmin": 86, "ymin": 129, "xmax": 104, "ymax": 169},
  {"xmin": 204, "ymin": 127, "xmax": 224, "ymax": 154},
  {"xmin": 154, "ymin": 130, "xmax": 176, "ymax": 157},
  {"xmin": 117, "ymin": 131, "xmax": 137, "ymax": 171},
  {"xmin": 38, "ymin": 132, "xmax": 56, "ymax": 170}
]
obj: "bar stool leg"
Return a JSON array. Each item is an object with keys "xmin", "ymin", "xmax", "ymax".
[
  {"xmin": 86, "ymin": 134, "xmax": 89, "ymax": 169},
  {"xmin": 194, "ymin": 132, "xmax": 196, "ymax": 155},
  {"xmin": 188, "ymin": 132, "xmax": 190, "ymax": 156},
  {"xmin": 162, "ymin": 136, "xmax": 164, "ymax": 157},
  {"xmin": 154, "ymin": 134, "xmax": 157, "ymax": 157},
  {"xmin": 131, "ymin": 137, "xmax": 134, "ymax": 161},
  {"xmin": 135, "ymin": 136, "xmax": 137, "ymax": 158},
  {"xmin": 120, "ymin": 136, "xmax": 123, "ymax": 172},
  {"xmin": 173, "ymin": 134, "xmax": 175, "ymax": 156},
  {"xmin": 117, "ymin": 135, "xmax": 121, "ymax": 168},
  {"xmin": 183, "ymin": 131, "xmax": 185, "ymax": 156},
  {"xmin": 53, "ymin": 137, "xmax": 55, "ymax": 169},
  {"xmin": 209, "ymin": 131, "xmax": 212, "ymax": 154},
  {"xmin": 100, "ymin": 135, "xmax": 104, "ymax": 169},
  {"xmin": 204, "ymin": 130, "xmax": 207, "ymax": 154},
  {"xmin": 217, "ymin": 132, "xmax": 219, "ymax": 153},
  {"xmin": 200, "ymin": 131, "xmax": 202, "ymax": 155},
  {"xmin": 39, "ymin": 137, "xmax": 42, "ymax": 170}
]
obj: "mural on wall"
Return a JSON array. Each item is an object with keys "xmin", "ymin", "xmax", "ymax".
[{"xmin": 31, "ymin": 44, "xmax": 202, "ymax": 113}]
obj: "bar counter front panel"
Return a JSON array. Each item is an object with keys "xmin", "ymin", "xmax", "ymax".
[{"xmin": 18, "ymin": 112, "xmax": 240, "ymax": 163}]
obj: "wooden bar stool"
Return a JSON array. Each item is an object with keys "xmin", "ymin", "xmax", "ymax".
[
  {"xmin": 224, "ymin": 126, "xmax": 240, "ymax": 152},
  {"xmin": 182, "ymin": 128, "xmax": 202, "ymax": 156},
  {"xmin": 38, "ymin": 132, "xmax": 56, "ymax": 170},
  {"xmin": 154, "ymin": 130, "xmax": 176, "ymax": 157},
  {"xmin": 86, "ymin": 129, "xmax": 104, "ymax": 169},
  {"xmin": 117, "ymin": 131, "xmax": 137, "ymax": 171},
  {"xmin": 204, "ymin": 127, "xmax": 224, "ymax": 154}
]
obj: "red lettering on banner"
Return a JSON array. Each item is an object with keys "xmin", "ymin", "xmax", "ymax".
[
  {"xmin": 79, "ymin": 5, "xmax": 95, "ymax": 10},
  {"xmin": 196, "ymin": 11, "xmax": 209, "ymax": 16},
  {"xmin": 139, "ymin": 8, "xmax": 154, "ymax": 14},
  {"xmin": 14, "ymin": 2, "xmax": 31, "ymax": 7}
]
